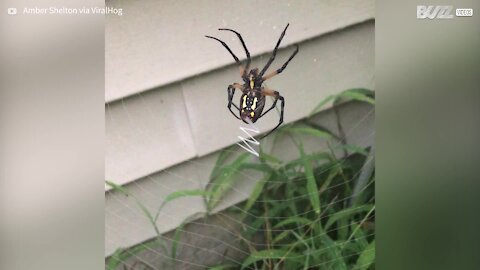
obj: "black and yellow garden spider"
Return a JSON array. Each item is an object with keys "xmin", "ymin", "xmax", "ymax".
[{"xmin": 206, "ymin": 23, "xmax": 299, "ymax": 138}]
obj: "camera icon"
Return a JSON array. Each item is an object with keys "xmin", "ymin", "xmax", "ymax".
[{"xmin": 7, "ymin": 8, "xmax": 17, "ymax": 15}]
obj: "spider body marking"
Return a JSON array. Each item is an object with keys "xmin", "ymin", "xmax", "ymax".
[
  {"xmin": 206, "ymin": 23, "xmax": 298, "ymax": 138},
  {"xmin": 239, "ymin": 68, "xmax": 266, "ymax": 122}
]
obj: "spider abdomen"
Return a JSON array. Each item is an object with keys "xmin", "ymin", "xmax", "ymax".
[{"xmin": 239, "ymin": 93, "xmax": 265, "ymax": 123}]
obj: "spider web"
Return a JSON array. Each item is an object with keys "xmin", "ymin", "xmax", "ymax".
[{"xmin": 105, "ymin": 81, "xmax": 375, "ymax": 270}]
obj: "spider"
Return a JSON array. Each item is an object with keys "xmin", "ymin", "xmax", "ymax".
[{"xmin": 205, "ymin": 23, "xmax": 299, "ymax": 138}]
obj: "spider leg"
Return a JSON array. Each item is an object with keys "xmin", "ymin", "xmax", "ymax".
[
  {"xmin": 205, "ymin": 35, "xmax": 245, "ymax": 75},
  {"xmin": 258, "ymin": 23, "xmax": 290, "ymax": 78},
  {"xmin": 218, "ymin": 28, "xmax": 251, "ymax": 74},
  {"xmin": 260, "ymin": 97, "xmax": 278, "ymax": 118},
  {"xmin": 259, "ymin": 88, "xmax": 285, "ymax": 138},
  {"xmin": 260, "ymin": 88, "xmax": 280, "ymax": 117},
  {"xmin": 261, "ymin": 96, "xmax": 285, "ymax": 139},
  {"xmin": 262, "ymin": 44, "xmax": 299, "ymax": 81},
  {"xmin": 227, "ymin": 84, "xmax": 243, "ymax": 120}
]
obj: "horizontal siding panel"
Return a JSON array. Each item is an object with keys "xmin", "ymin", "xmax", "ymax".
[
  {"xmin": 106, "ymin": 0, "xmax": 374, "ymax": 102},
  {"xmin": 106, "ymin": 84, "xmax": 196, "ymax": 186}
]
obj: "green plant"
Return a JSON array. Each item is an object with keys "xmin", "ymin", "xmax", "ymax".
[
  {"xmin": 106, "ymin": 88, "xmax": 375, "ymax": 270},
  {"xmin": 209, "ymin": 88, "xmax": 375, "ymax": 269}
]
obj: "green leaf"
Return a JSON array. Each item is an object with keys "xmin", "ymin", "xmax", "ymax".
[
  {"xmin": 273, "ymin": 217, "xmax": 313, "ymax": 229},
  {"xmin": 259, "ymin": 151, "xmax": 283, "ymax": 165},
  {"xmin": 291, "ymin": 231, "xmax": 311, "ymax": 270},
  {"xmin": 171, "ymin": 221, "xmax": 187, "ymax": 263},
  {"xmin": 106, "ymin": 248, "xmax": 124, "ymax": 270},
  {"xmin": 353, "ymin": 240, "xmax": 375, "ymax": 270},
  {"xmin": 106, "ymin": 181, "xmax": 155, "ymax": 227},
  {"xmin": 310, "ymin": 94, "xmax": 336, "ymax": 116},
  {"xmin": 242, "ymin": 174, "xmax": 270, "ymax": 215},
  {"xmin": 106, "ymin": 181, "xmax": 168, "ymax": 254},
  {"xmin": 302, "ymin": 121, "xmax": 340, "ymax": 140},
  {"xmin": 351, "ymin": 222, "xmax": 368, "ymax": 252},
  {"xmin": 310, "ymin": 88, "xmax": 375, "ymax": 116},
  {"xmin": 318, "ymin": 165, "xmax": 340, "ymax": 194},
  {"xmin": 241, "ymin": 249, "xmax": 302, "ymax": 269},
  {"xmin": 245, "ymin": 202, "xmax": 287, "ymax": 238},
  {"xmin": 272, "ymin": 230, "xmax": 291, "ymax": 244},
  {"xmin": 314, "ymin": 233, "xmax": 347, "ymax": 269},
  {"xmin": 106, "ymin": 241, "xmax": 160, "ymax": 270},
  {"xmin": 155, "ymin": 189, "xmax": 211, "ymax": 221},
  {"xmin": 343, "ymin": 206, "xmax": 376, "ymax": 250},
  {"xmin": 285, "ymin": 127, "xmax": 332, "ymax": 139},
  {"xmin": 284, "ymin": 152, "xmax": 331, "ymax": 171},
  {"xmin": 325, "ymin": 204, "xmax": 374, "ymax": 231},
  {"xmin": 163, "ymin": 189, "xmax": 211, "ymax": 205},
  {"xmin": 240, "ymin": 162, "xmax": 272, "ymax": 172},
  {"xmin": 337, "ymin": 218, "xmax": 349, "ymax": 241},
  {"xmin": 105, "ymin": 180, "xmax": 129, "ymax": 196},
  {"xmin": 207, "ymin": 153, "xmax": 250, "ymax": 211},
  {"xmin": 334, "ymin": 88, "xmax": 375, "ymax": 106},
  {"xmin": 210, "ymin": 146, "xmax": 235, "ymax": 180},
  {"xmin": 299, "ymin": 144, "xmax": 321, "ymax": 215}
]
